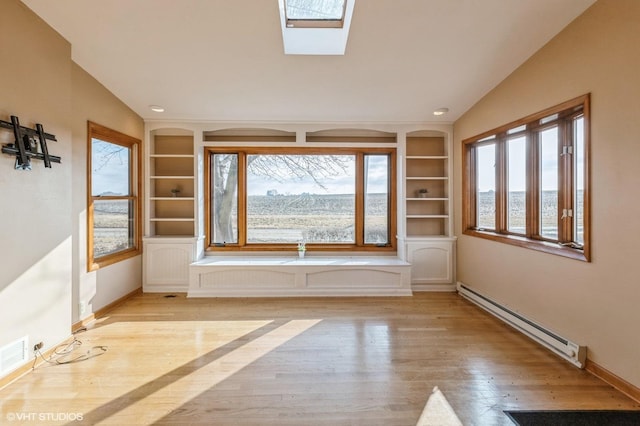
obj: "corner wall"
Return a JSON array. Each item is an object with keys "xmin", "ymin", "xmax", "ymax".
[
  {"xmin": 0, "ymin": 0, "xmax": 143, "ymax": 379},
  {"xmin": 0, "ymin": 0, "xmax": 73, "ymax": 366},
  {"xmin": 453, "ymin": 0, "xmax": 640, "ymax": 388},
  {"xmin": 71, "ymin": 63, "xmax": 143, "ymax": 321}
]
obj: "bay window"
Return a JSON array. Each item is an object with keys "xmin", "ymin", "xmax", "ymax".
[{"xmin": 462, "ymin": 95, "xmax": 590, "ymax": 261}]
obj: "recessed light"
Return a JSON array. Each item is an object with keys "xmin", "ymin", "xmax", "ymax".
[
  {"xmin": 149, "ymin": 105, "xmax": 165, "ymax": 113},
  {"xmin": 433, "ymin": 108, "xmax": 449, "ymax": 116}
]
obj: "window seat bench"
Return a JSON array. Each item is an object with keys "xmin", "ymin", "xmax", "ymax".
[{"xmin": 188, "ymin": 255, "xmax": 412, "ymax": 297}]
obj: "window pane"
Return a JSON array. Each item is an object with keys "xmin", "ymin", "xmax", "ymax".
[
  {"xmin": 507, "ymin": 124, "xmax": 527, "ymax": 135},
  {"xmin": 246, "ymin": 154, "xmax": 355, "ymax": 243},
  {"xmin": 574, "ymin": 117, "xmax": 585, "ymax": 245},
  {"xmin": 93, "ymin": 199, "xmax": 134, "ymax": 258},
  {"xmin": 507, "ymin": 136, "xmax": 526, "ymax": 234},
  {"xmin": 212, "ymin": 154, "xmax": 238, "ymax": 244},
  {"xmin": 285, "ymin": 0, "xmax": 345, "ymax": 20},
  {"xmin": 476, "ymin": 144, "xmax": 496, "ymax": 230},
  {"xmin": 91, "ymin": 139, "xmax": 130, "ymax": 196},
  {"xmin": 540, "ymin": 127, "xmax": 559, "ymax": 240},
  {"xmin": 364, "ymin": 155, "xmax": 389, "ymax": 244}
]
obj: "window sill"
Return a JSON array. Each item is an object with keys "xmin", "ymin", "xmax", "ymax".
[
  {"xmin": 205, "ymin": 244, "xmax": 396, "ymax": 253},
  {"xmin": 88, "ymin": 247, "xmax": 142, "ymax": 272},
  {"xmin": 463, "ymin": 229, "xmax": 589, "ymax": 262}
]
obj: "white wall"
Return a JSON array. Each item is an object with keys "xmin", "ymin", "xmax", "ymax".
[{"xmin": 453, "ymin": 0, "xmax": 640, "ymax": 388}]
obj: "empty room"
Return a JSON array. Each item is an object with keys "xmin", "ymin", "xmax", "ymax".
[{"xmin": 1, "ymin": 0, "xmax": 639, "ymax": 424}]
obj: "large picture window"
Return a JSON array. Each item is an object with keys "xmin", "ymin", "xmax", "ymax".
[
  {"xmin": 206, "ymin": 147, "xmax": 395, "ymax": 251},
  {"xmin": 462, "ymin": 95, "xmax": 590, "ymax": 261},
  {"xmin": 87, "ymin": 122, "xmax": 141, "ymax": 270}
]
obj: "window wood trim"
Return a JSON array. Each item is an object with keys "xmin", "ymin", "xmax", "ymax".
[
  {"xmin": 205, "ymin": 146, "xmax": 396, "ymax": 252},
  {"xmin": 87, "ymin": 121, "xmax": 142, "ymax": 271},
  {"xmin": 462, "ymin": 94, "xmax": 590, "ymax": 262}
]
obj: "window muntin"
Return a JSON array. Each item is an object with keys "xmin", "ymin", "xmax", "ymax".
[
  {"xmin": 462, "ymin": 95, "xmax": 590, "ymax": 261},
  {"xmin": 87, "ymin": 122, "xmax": 141, "ymax": 270},
  {"xmin": 206, "ymin": 148, "xmax": 396, "ymax": 251}
]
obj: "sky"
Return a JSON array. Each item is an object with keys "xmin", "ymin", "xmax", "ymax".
[
  {"xmin": 246, "ymin": 154, "xmax": 389, "ymax": 196},
  {"xmin": 476, "ymin": 128, "xmax": 562, "ymax": 192},
  {"xmin": 91, "ymin": 139, "xmax": 130, "ymax": 195}
]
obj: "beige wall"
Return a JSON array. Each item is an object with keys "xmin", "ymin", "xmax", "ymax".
[
  {"xmin": 454, "ymin": 0, "xmax": 640, "ymax": 387},
  {"xmin": 71, "ymin": 63, "xmax": 143, "ymax": 320},
  {"xmin": 0, "ymin": 0, "xmax": 142, "ymax": 376},
  {"xmin": 0, "ymin": 0, "xmax": 73, "ymax": 360}
]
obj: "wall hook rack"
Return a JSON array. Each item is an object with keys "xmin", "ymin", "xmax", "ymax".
[{"xmin": 1, "ymin": 115, "xmax": 61, "ymax": 170}]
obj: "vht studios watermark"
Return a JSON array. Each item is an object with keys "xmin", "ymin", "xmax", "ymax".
[{"xmin": 6, "ymin": 412, "xmax": 84, "ymax": 422}]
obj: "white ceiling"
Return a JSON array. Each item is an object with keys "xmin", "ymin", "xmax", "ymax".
[{"xmin": 23, "ymin": 0, "xmax": 595, "ymax": 124}]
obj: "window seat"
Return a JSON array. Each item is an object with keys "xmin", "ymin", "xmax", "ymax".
[{"xmin": 188, "ymin": 255, "xmax": 412, "ymax": 297}]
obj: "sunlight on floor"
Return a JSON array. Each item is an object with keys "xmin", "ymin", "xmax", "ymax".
[
  {"xmin": 97, "ymin": 319, "xmax": 322, "ymax": 424},
  {"xmin": 416, "ymin": 386, "xmax": 463, "ymax": 426}
]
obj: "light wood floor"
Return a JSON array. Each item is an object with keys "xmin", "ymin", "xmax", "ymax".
[{"xmin": 1, "ymin": 292, "xmax": 637, "ymax": 425}]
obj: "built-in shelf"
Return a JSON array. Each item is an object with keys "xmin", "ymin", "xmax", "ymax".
[
  {"xmin": 147, "ymin": 133, "xmax": 196, "ymax": 237},
  {"xmin": 404, "ymin": 133, "xmax": 451, "ymax": 238}
]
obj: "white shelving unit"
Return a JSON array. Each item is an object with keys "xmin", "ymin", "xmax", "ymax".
[
  {"xmin": 147, "ymin": 135, "xmax": 195, "ymax": 236},
  {"xmin": 143, "ymin": 129, "xmax": 201, "ymax": 292},
  {"xmin": 140, "ymin": 124, "xmax": 456, "ymax": 294},
  {"xmin": 402, "ymin": 131, "xmax": 456, "ymax": 290}
]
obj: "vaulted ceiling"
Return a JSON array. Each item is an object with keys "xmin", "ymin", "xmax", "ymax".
[{"xmin": 23, "ymin": 0, "xmax": 595, "ymax": 123}]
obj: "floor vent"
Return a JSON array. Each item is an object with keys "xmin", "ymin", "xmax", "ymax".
[
  {"xmin": 0, "ymin": 336, "xmax": 29, "ymax": 376},
  {"xmin": 457, "ymin": 282, "xmax": 586, "ymax": 368}
]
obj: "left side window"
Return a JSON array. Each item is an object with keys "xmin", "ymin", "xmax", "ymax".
[{"xmin": 87, "ymin": 122, "xmax": 141, "ymax": 271}]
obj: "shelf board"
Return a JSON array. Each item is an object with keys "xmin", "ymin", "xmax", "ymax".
[
  {"xmin": 150, "ymin": 175, "xmax": 195, "ymax": 179},
  {"xmin": 407, "ymin": 215, "xmax": 448, "ymax": 219},
  {"xmin": 406, "ymin": 156, "xmax": 448, "ymax": 160},
  {"xmin": 150, "ymin": 217, "xmax": 195, "ymax": 222},
  {"xmin": 406, "ymin": 176, "xmax": 448, "ymax": 180},
  {"xmin": 150, "ymin": 197, "xmax": 195, "ymax": 201},
  {"xmin": 150, "ymin": 154, "xmax": 194, "ymax": 158},
  {"xmin": 406, "ymin": 234, "xmax": 450, "ymax": 239},
  {"xmin": 144, "ymin": 235, "xmax": 197, "ymax": 240}
]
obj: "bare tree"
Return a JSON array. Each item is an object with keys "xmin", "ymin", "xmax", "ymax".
[{"xmin": 212, "ymin": 154, "xmax": 350, "ymax": 243}]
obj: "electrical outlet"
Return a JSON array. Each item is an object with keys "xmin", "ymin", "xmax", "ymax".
[
  {"xmin": 79, "ymin": 301, "xmax": 86, "ymax": 315},
  {"xmin": 33, "ymin": 342, "xmax": 43, "ymax": 352}
]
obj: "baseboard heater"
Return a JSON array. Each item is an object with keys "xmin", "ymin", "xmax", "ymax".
[{"xmin": 457, "ymin": 282, "xmax": 586, "ymax": 368}]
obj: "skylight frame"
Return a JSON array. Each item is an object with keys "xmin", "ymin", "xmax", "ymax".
[
  {"xmin": 284, "ymin": 0, "xmax": 347, "ymax": 28},
  {"xmin": 278, "ymin": 0, "xmax": 356, "ymax": 55}
]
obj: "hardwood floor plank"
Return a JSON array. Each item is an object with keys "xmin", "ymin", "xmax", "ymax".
[{"xmin": 0, "ymin": 292, "xmax": 637, "ymax": 425}]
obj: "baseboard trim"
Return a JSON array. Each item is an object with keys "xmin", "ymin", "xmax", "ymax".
[
  {"xmin": 72, "ymin": 287, "xmax": 142, "ymax": 332},
  {"xmin": 2, "ymin": 287, "xmax": 143, "ymax": 390},
  {"xmin": 0, "ymin": 336, "xmax": 68, "ymax": 390},
  {"xmin": 412, "ymin": 284, "xmax": 456, "ymax": 292},
  {"xmin": 585, "ymin": 359, "xmax": 640, "ymax": 404}
]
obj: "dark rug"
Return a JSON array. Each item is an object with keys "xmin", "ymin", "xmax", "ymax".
[{"xmin": 505, "ymin": 410, "xmax": 640, "ymax": 425}]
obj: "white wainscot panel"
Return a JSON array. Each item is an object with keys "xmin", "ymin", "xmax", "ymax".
[
  {"xmin": 189, "ymin": 256, "xmax": 412, "ymax": 297},
  {"xmin": 406, "ymin": 238, "xmax": 456, "ymax": 291},
  {"xmin": 200, "ymin": 269, "xmax": 296, "ymax": 289},
  {"xmin": 143, "ymin": 238, "xmax": 199, "ymax": 292},
  {"xmin": 306, "ymin": 269, "xmax": 401, "ymax": 288}
]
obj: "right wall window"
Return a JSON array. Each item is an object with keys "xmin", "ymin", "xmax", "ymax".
[{"xmin": 462, "ymin": 94, "xmax": 590, "ymax": 261}]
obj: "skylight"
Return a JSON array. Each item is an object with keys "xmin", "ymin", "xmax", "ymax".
[
  {"xmin": 285, "ymin": 0, "xmax": 346, "ymax": 28},
  {"xmin": 278, "ymin": 0, "xmax": 355, "ymax": 55}
]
